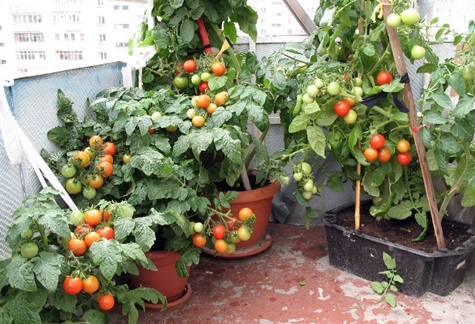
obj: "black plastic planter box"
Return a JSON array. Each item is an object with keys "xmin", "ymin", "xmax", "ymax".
[{"xmin": 324, "ymin": 204, "xmax": 475, "ymax": 297}]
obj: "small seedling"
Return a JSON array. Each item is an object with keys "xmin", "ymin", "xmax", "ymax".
[{"xmin": 371, "ymin": 252, "xmax": 404, "ymax": 307}]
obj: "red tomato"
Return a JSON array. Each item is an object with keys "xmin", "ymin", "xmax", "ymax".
[
  {"xmin": 102, "ymin": 142, "xmax": 117, "ymax": 156},
  {"xmin": 63, "ymin": 276, "xmax": 83, "ymax": 295},
  {"xmin": 378, "ymin": 147, "xmax": 392, "ymax": 163},
  {"xmin": 333, "ymin": 100, "xmax": 351, "ymax": 117},
  {"xmin": 96, "ymin": 161, "xmax": 113, "ymax": 177},
  {"xmin": 364, "ymin": 147, "xmax": 379, "ymax": 162},
  {"xmin": 198, "ymin": 81, "xmax": 209, "ymax": 93},
  {"xmin": 98, "ymin": 293, "xmax": 115, "ymax": 311},
  {"xmin": 183, "ymin": 59, "xmax": 197, "ymax": 73},
  {"xmin": 376, "ymin": 71, "xmax": 393, "ymax": 85},
  {"xmin": 97, "ymin": 226, "xmax": 115, "ymax": 240},
  {"xmin": 370, "ymin": 134, "xmax": 386, "ymax": 150},
  {"xmin": 211, "ymin": 61, "xmax": 226, "ymax": 76},
  {"xmin": 74, "ymin": 224, "xmax": 93, "ymax": 237},
  {"xmin": 397, "ymin": 152, "xmax": 412, "ymax": 166},
  {"xmin": 212, "ymin": 224, "xmax": 226, "ymax": 240},
  {"xmin": 99, "ymin": 154, "xmax": 113, "ymax": 163},
  {"xmin": 67, "ymin": 238, "xmax": 87, "ymax": 256},
  {"xmin": 192, "ymin": 233, "xmax": 207, "ymax": 248}
]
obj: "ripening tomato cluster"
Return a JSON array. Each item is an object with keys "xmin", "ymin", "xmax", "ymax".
[
  {"xmin": 191, "ymin": 207, "xmax": 255, "ymax": 254},
  {"xmin": 67, "ymin": 209, "xmax": 115, "ymax": 257},
  {"xmin": 62, "ymin": 135, "xmax": 129, "ymax": 200},
  {"xmin": 364, "ymin": 134, "xmax": 412, "ymax": 166},
  {"xmin": 173, "ymin": 58, "xmax": 227, "ymax": 94},
  {"xmin": 186, "ymin": 90, "xmax": 228, "ymax": 128},
  {"xmin": 292, "ymin": 162, "xmax": 318, "ymax": 200},
  {"xmin": 63, "ymin": 275, "xmax": 115, "ymax": 310}
]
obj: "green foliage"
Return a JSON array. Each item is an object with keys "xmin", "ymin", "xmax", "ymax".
[
  {"xmin": 0, "ymin": 188, "xmax": 171, "ymax": 324},
  {"xmin": 371, "ymin": 252, "xmax": 404, "ymax": 307}
]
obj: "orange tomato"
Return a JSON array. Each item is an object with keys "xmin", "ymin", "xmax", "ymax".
[
  {"xmin": 192, "ymin": 115, "xmax": 205, "ymax": 128},
  {"xmin": 378, "ymin": 147, "xmax": 392, "ymax": 163},
  {"xmin": 214, "ymin": 91, "xmax": 228, "ymax": 105},
  {"xmin": 195, "ymin": 95, "xmax": 211, "ymax": 108},
  {"xmin": 238, "ymin": 207, "xmax": 254, "ymax": 221}
]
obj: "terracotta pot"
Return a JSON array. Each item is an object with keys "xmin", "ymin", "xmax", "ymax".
[{"xmin": 129, "ymin": 251, "xmax": 190, "ymax": 304}]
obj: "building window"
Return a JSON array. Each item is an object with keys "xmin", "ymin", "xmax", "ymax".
[
  {"xmin": 115, "ymin": 42, "xmax": 128, "ymax": 47},
  {"xmin": 99, "ymin": 34, "xmax": 106, "ymax": 42},
  {"xmin": 97, "ymin": 0, "xmax": 103, "ymax": 5},
  {"xmin": 17, "ymin": 50, "xmax": 46, "ymax": 60},
  {"xmin": 56, "ymin": 50, "xmax": 83, "ymax": 60},
  {"xmin": 55, "ymin": 32, "xmax": 83, "ymax": 41},
  {"xmin": 0, "ymin": 60, "xmax": 6, "ymax": 64},
  {"xmin": 114, "ymin": 24, "xmax": 129, "ymax": 29},
  {"xmin": 53, "ymin": 13, "xmax": 80, "ymax": 23},
  {"xmin": 99, "ymin": 52, "xmax": 107, "ymax": 60},
  {"xmin": 0, "ymin": 43, "xmax": 4, "ymax": 47},
  {"xmin": 114, "ymin": 5, "xmax": 129, "ymax": 10},
  {"xmin": 98, "ymin": 16, "xmax": 105, "ymax": 24},
  {"xmin": 271, "ymin": 24, "xmax": 281, "ymax": 28},
  {"xmin": 14, "ymin": 32, "xmax": 44, "ymax": 42},
  {"xmin": 13, "ymin": 14, "xmax": 43, "ymax": 24},
  {"xmin": 56, "ymin": 0, "xmax": 83, "ymax": 4}
]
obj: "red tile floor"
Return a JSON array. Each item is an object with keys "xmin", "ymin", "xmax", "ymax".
[{"xmin": 111, "ymin": 223, "xmax": 475, "ymax": 323}]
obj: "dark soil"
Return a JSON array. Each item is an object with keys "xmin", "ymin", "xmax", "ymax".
[{"xmin": 333, "ymin": 202, "xmax": 474, "ymax": 253}]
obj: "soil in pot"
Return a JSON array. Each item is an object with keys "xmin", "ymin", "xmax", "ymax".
[{"xmin": 334, "ymin": 202, "xmax": 473, "ymax": 253}]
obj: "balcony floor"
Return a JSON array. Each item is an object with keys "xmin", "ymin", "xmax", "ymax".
[{"xmin": 111, "ymin": 223, "xmax": 475, "ymax": 324}]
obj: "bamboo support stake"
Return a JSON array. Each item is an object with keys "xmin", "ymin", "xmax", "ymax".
[{"xmin": 381, "ymin": 0, "xmax": 445, "ymax": 249}]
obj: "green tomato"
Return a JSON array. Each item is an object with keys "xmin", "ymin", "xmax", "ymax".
[
  {"xmin": 315, "ymin": 78, "xmax": 324, "ymax": 88},
  {"xmin": 353, "ymin": 77, "xmax": 363, "ymax": 87},
  {"xmin": 117, "ymin": 203, "xmax": 135, "ymax": 218},
  {"xmin": 21, "ymin": 242, "xmax": 39, "ymax": 258},
  {"xmin": 194, "ymin": 222, "xmax": 204, "ymax": 233},
  {"xmin": 21, "ymin": 228, "xmax": 33, "ymax": 239},
  {"xmin": 293, "ymin": 172, "xmax": 303, "ymax": 182},
  {"xmin": 82, "ymin": 186, "xmax": 96, "ymax": 200},
  {"xmin": 410, "ymin": 45, "xmax": 426, "ymax": 60},
  {"xmin": 343, "ymin": 109, "xmax": 357, "ymax": 124},
  {"xmin": 173, "ymin": 76, "xmax": 189, "ymax": 89},
  {"xmin": 302, "ymin": 93, "xmax": 314, "ymax": 103},
  {"xmin": 306, "ymin": 84, "xmax": 319, "ymax": 98},
  {"xmin": 400, "ymin": 8, "xmax": 420, "ymax": 25},
  {"xmin": 186, "ymin": 108, "xmax": 197, "ymax": 119},
  {"xmin": 191, "ymin": 74, "xmax": 201, "ymax": 85},
  {"xmin": 279, "ymin": 175, "xmax": 290, "ymax": 186},
  {"xmin": 70, "ymin": 210, "xmax": 84, "ymax": 226},
  {"xmin": 301, "ymin": 162, "xmax": 312, "ymax": 175},
  {"xmin": 326, "ymin": 81, "xmax": 341, "ymax": 96},
  {"xmin": 311, "ymin": 186, "xmax": 318, "ymax": 195},
  {"xmin": 151, "ymin": 111, "xmax": 162, "ymax": 122},
  {"xmin": 61, "ymin": 164, "xmax": 77, "ymax": 178},
  {"xmin": 386, "ymin": 13, "xmax": 402, "ymax": 28},
  {"xmin": 302, "ymin": 191, "xmax": 313, "ymax": 200},
  {"xmin": 303, "ymin": 179, "xmax": 314, "ymax": 192},
  {"xmin": 462, "ymin": 65, "xmax": 475, "ymax": 80},
  {"xmin": 65, "ymin": 178, "xmax": 82, "ymax": 195},
  {"xmin": 200, "ymin": 72, "xmax": 211, "ymax": 82},
  {"xmin": 353, "ymin": 86, "xmax": 363, "ymax": 97}
]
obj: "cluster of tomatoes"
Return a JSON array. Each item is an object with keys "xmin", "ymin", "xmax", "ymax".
[
  {"xmin": 293, "ymin": 162, "xmax": 318, "ymax": 200},
  {"xmin": 364, "ymin": 134, "xmax": 412, "ymax": 166},
  {"xmin": 191, "ymin": 207, "xmax": 255, "ymax": 254},
  {"xmin": 63, "ymin": 275, "xmax": 115, "ymax": 311},
  {"xmin": 301, "ymin": 76, "xmax": 362, "ymax": 124},
  {"xmin": 173, "ymin": 58, "xmax": 227, "ymax": 94},
  {"xmin": 187, "ymin": 90, "xmax": 228, "ymax": 128},
  {"xmin": 62, "ymin": 135, "xmax": 123, "ymax": 200}
]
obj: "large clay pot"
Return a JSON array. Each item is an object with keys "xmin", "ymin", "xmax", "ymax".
[{"xmin": 129, "ymin": 250, "xmax": 191, "ymax": 310}]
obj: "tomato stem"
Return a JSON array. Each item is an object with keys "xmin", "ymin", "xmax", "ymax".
[{"xmin": 35, "ymin": 220, "xmax": 49, "ymax": 251}]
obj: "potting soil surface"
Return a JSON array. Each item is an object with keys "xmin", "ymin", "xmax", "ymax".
[{"xmin": 110, "ymin": 223, "xmax": 475, "ymax": 324}]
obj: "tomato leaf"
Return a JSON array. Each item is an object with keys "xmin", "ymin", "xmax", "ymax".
[
  {"xmin": 448, "ymin": 73, "xmax": 467, "ymax": 96},
  {"xmin": 289, "ymin": 114, "xmax": 309, "ymax": 133},
  {"xmin": 453, "ymin": 95, "xmax": 474, "ymax": 119},
  {"xmin": 371, "ymin": 281, "xmax": 384, "ymax": 294},
  {"xmin": 82, "ymin": 309, "xmax": 106, "ymax": 324},
  {"xmin": 130, "ymin": 147, "xmax": 165, "ymax": 176},
  {"xmin": 382, "ymin": 252, "xmax": 397, "ymax": 270},
  {"xmin": 423, "ymin": 110, "xmax": 446, "ymax": 124},
  {"xmin": 432, "ymin": 90, "xmax": 453, "ymax": 109},
  {"xmin": 7, "ymin": 257, "xmax": 36, "ymax": 292},
  {"xmin": 387, "ymin": 201, "xmax": 413, "ymax": 220},
  {"xmin": 33, "ymin": 252, "xmax": 65, "ymax": 292},
  {"xmin": 90, "ymin": 240, "xmax": 123, "ymax": 281},
  {"xmin": 461, "ymin": 180, "xmax": 475, "ymax": 207},
  {"xmin": 307, "ymin": 126, "xmax": 326, "ymax": 158}
]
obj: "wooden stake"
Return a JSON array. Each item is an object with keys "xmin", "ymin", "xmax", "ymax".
[{"xmin": 381, "ymin": 0, "xmax": 445, "ymax": 249}]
